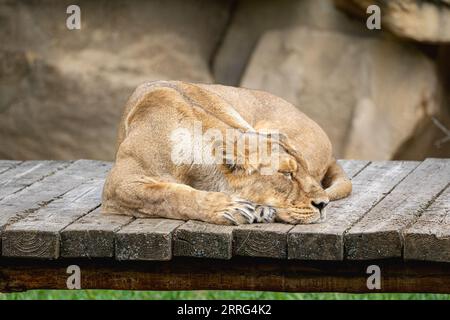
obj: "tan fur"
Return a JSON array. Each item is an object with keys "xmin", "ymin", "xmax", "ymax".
[{"xmin": 101, "ymin": 80, "xmax": 352, "ymax": 225}]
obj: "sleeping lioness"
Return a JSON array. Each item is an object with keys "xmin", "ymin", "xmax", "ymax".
[{"xmin": 101, "ymin": 81, "xmax": 351, "ymax": 225}]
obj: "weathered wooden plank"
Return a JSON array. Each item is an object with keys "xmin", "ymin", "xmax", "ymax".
[
  {"xmin": 288, "ymin": 161, "xmax": 418, "ymax": 260},
  {"xmin": 233, "ymin": 223, "xmax": 293, "ymax": 258},
  {"xmin": 0, "ymin": 160, "xmax": 21, "ymax": 175},
  {"xmin": 345, "ymin": 158, "xmax": 450, "ymax": 260},
  {"xmin": 0, "ymin": 160, "xmax": 111, "ymax": 228},
  {"xmin": 0, "ymin": 161, "xmax": 68, "ymax": 201},
  {"xmin": 0, "ymin": 160, "xmax": 112, "ymax": 256},
  {"xmin": 2, "ymin": 178, "xmax": 108, "ymax": 259},
  {"xmin": 173, "ymin": 220, "xmax": 234, "ymax": 259},
  {"xmin": 60, "ymin": 208, "xmax": 133, "ymax": 258},
  {"xmin": 115, "ymin": 218, "xmax": 184, "ymax": 261},
  {"xmin": 404, "ymin": 185, "xmax": 450, "ymax": 262},
  {"xmin": 336, "ymin": 159, "xmax": 370, "ymax": 179}
]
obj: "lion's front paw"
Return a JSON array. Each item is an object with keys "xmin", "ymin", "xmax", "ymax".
[
  {"xmin": 198, "ymin": 193, "xmax": 256, "ymax": 225},
  {"xmin": 255, "ymin": 205, "xmax": 276, "ymax": 223},
  {"xmin": 219, "ymin": 198, "xmax": 258, "ymax": 225}
]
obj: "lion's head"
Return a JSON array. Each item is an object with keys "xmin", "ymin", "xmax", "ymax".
[{"xmin": 220, "ymin": 132, "xmax": 329, "ymax": 224}]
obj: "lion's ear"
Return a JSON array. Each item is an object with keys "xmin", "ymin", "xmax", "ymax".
[
  {"xmin": 278, "ymin": 155, "xmax": 298, "ymax": 174},
  {"xmin": 271, "ymin": 133, "xmax": 310, "ymax": 173}
]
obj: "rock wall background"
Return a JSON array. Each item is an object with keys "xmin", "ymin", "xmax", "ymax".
[{"xmin": 0, "ymin": 0, "xmax": 449, "ymax": 160}]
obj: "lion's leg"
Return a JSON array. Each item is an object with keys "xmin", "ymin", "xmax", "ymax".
[
  {"xmin": 102, "ymin": 166, "xmax": 269, "ymax": 225},
  {"xmin": 322, "ymin": 160, "xmax": 352, "ymax": 201}
]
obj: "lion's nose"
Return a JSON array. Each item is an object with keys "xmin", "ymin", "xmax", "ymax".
[{"xmin": 311, "ymin": 200, "xmax": 328, "ymax": 211}]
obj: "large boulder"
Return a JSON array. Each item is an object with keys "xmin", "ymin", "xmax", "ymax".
[
  {"xmin": 335, "ymin": 0, "xmax": 450, "ymax": 42},
  {"xmin": 0, "ymin": 0, "xmax": 230, "ymax": 160},
  {"xmin": 241, "ymin": 27, "xmax": 440, "ymax": 160},
  {"xmin": 213, "ymin": 0, "xmax": 372, "ymax": 86}
]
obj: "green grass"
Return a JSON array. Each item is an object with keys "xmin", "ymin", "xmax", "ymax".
[{"xmin": 1, "ymin": 290, "xmax": 450, "ymax": 300}]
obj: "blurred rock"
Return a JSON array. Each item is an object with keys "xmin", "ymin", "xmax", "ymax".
[
  {"xmin": 395, "ymin": 45, "xmax": 450, "ymax": 159},
  {"xmin": 335, "ymin": 0, "xmax": 450, "ymax": 42},
  {"xmin": 438, "ymin": 45, "xmax": 450, "ymax": 113},
  {"xmin": 241, "ymin": 27, "xmax": 439, "ymax": 160},
  {"xmin": 213, "ymin": 0, "xmax": 372, "ymax": 86},
  {"xmin": 0, "ymin": 0, "xmax": 230, "ymax": 160}
]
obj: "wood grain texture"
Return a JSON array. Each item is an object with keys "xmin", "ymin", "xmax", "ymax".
[
  {"xmin": 345, "ymin": 158, "xmax": 450, "ymax": 260},
  {"xmin": 233, "ymin": 223, "xmax": 293, "ymax": 258},
  {"xmin": 337, "ymin": 159, "xmax": 370, "ymax": 178},
  {"xmin": 115, "ymin": 218, "xmax": 185, "ymax": 261},
  {"xmin": 288, "ymin": 161, "xmax": 418, "ymax": 260},
  {"xmin": 404, "ymin": 185, "xmax": 450, "ymax": 262},
  {"xmin": 61, "ymin": 208, "xmax": 134, "ymax": 258},
  {"xmin": 0, "ymin": 161, "xmax": 21, "ymax": 175},
  {"xmin": 0, "ymin": 161, "xmax": 68, "ymax": 201},
  {"xmin": 2, "ymin": 257, "xmax": 450, "ymax": 293},
  {"xmin": 0, "ymin": 160, "xmax": 112, "ymax": 257},
  {"xmin": 2, "ymin": 179, "xmax": 106, "ymax": 259},
  {"xmin": 173, "ymin": 220, "xmax": 234, "ymax": 259}
]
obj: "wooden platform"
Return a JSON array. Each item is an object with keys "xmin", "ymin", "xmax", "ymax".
[
  {"xmin": 0, "ymin": 159, "xmax": 449, "ymax": 293},
  {"xmin": 0, "ymin": 159, "xmax": 449, "ymax": 262}
]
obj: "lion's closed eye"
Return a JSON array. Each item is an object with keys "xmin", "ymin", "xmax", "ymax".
[{"xmin": 279, "ymin": 171, "xmax": 293, "ymax": 179}]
